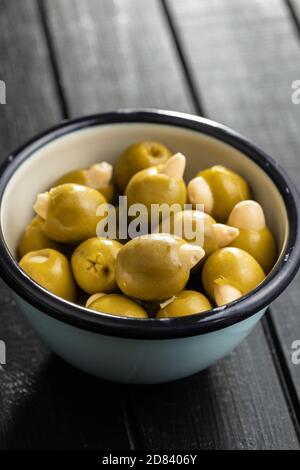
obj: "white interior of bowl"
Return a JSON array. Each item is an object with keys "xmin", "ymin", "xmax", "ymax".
[{"xmin": 1, "ymin": 123, "xmax": 288, "ymax": 261}]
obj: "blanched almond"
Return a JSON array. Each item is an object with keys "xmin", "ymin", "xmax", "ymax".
[
  {"xmin": 160, "ymin": 153, "xmax": 186, "ymax": 179},
  {"xmin": 86, "ymin": 162, "xmax": 113, "ymax": 188},
  {"xmin": 213, "ymin": 283, "xmax": 242, "ymax": 307},
  {"xmin": 228, "ymin": 200, "xmax": 266, "ymax": 231},
  {"xmin": 178, "ymin": 243, "xmax": 205, "ymax": 270},
  {"xmin": 33, "ymin": 192, "xmax": 50, "ymax": 220},
  {"xmin": 212, "ymin": 224, "xmax": 239, "ymax": 248},
  {"xmin": 187, "ymin": 176, "xmax": 214, "ymax": 214}
]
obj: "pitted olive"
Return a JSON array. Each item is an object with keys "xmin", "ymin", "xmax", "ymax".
[
  {"xmin": 156, "ymin": 210, "xmax": 239, "ymax": 259},
  {"xmin": 71, "ymin": 237, "xmax": 122, "ymax": 294},
  {"xmin": 157, "ymin": 290, "xmax": 212, "ymax": 318},
  {"xmin": 34, "ymin": 183, "xmax": 107, "ymax": 244},
  {"xmin": 227, "ymin": 200, "xmax": 277, "ymax": 273},
  {"xmin": 115, "ymin": 141, "xmax": 172, "ymax": 193},
  {"xmin": 115, "ymin": 233, "xmax": 205, "ymax": 301},
  {"xmin": 86, "ymin": 293, "xmax": 148, "ymax": 318},
  {"xmin": 202, "ymin": 247, "xmax": 265, "ymax": 306},
  {"xmin": 188, "ymin": 165, "xmax": 251, "ymax": 222},
  {"xmin": 125, "ymin": 154, "xmax": 187, "ymax": 222},
  {"xmin": 19, "ymin": 248, "xmax": 76, "ymax": 301},
  {"xmin": 56, "ymin": 162, "xmax": 114, "ymax": 202},
  {"xmin": 18, "ymin": 216, "xmax": 61, "ymax": 259}
]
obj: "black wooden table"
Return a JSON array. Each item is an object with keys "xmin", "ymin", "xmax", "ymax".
[{"xmin": 0, "ymin": 0, "xmax": 300, "ymax": 450}]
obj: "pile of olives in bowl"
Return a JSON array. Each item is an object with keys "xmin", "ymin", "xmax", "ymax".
[{"xmin": 17, "ymin": 141, "xmax": 277, "ymax": 320}]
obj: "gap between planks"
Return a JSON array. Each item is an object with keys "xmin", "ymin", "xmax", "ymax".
[{"xmin": 37, "ymin": 0, "xmax": 70, "ymax": 118}]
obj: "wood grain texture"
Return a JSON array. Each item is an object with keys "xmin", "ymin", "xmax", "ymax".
[
  {"xmin": 0, "ymin": 0, "xmax": 60, "ymax": 157},
  {"xmin": 0, "ymin": 0, "xmax": 130, "ymax": 450},
  {"xmin": 42, "ymin": 0, "xmax": 300, "ymax": 449},
  {"xmin": 0, "ymin": 294, "xmax": 130, "ymax": 449},
  {"xmin": 289, "ymin": 0, "xmax": 300, "ymax": 24},
  {"xmin": 167, "ymin": 0, "xmax": 300, "ymax": 408},
  {"xmin": 42, "ymin": 0, "xmax": 194, "ymax": 115},
  {"xmin": 131, "ymin": 327, "xmax": 298, "ymax": 450}
]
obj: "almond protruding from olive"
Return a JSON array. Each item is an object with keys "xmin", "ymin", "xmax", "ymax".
[
  {"xmin": 178, "ymin": 243, "xmax": 205, "ymax": 270},
  {"xmin": 86, "ymin": 162, "xmax": 113, "ymax": 188},
  {"xmin": 228, "ymin": 200, "xmax": 266, "ymax": 231},
  {"xmin": 86, "ymin": 293, "xmax": 106, "ymax": 308},
  {"xmin": 213, "ymin": 283, "xmax": 242, "ymax": 307},
  {"xmin": 33, "ymin": 192, "xmax": 50, "ymax": 220},
  {"xmin": 187, "ymin": 176, "xmax": 214, "ymax": 214},
  {"xmin": 212, "ymin": 224, "xmax": 240, "ymax": 248},
  {"xmin": 160, "ymin": 153, "xmax": 186, "ymax": 179}
]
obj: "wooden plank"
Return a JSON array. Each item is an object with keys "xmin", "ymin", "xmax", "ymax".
[
  {"xmin": 288, "ymin": 0, "xmax": 300, "ymax": 29},
  {"xmin": 0, "ymin": 0, "xmax": 130, "ymax": 450},
  {"xmin": 43, "ymin": 0, "xmax": 300, "ymax": 448},
  {"xmin": 42, "ymin": 0, "xmax": 194, "ymax": 115},
  {"xmin": 0, "ymin": 296, "xmax": 130, "ymax": 449},
  {"xmin": 0, "ymin": 0, "xmax": 59, "ymax": 157},
  {"xmin": 132, "ymin": 327, "xmax": 298, "ymax": 450},
  {"xmin": 166, "ymin": 0, "xmax": 300, "ymax": 418}
]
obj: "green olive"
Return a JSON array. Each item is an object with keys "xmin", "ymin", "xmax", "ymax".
[
  {"xmin": 157, "ymin": 210, "xmax": 218, "ymax": 259},
  {"xmin": 202, "ymin": 247, "xmax": 265, "ymax": 306},
  {"xmin": 157, "ymin": 210, "xmax": 240, "ymax": 264},
  {"xmin": 71, "ymin": 237, "xmax": 122, "ymax": 295},
  {"xmin": 56, "ymin": 164, "xmax": 114, "ymax": 203},
  {"xmin": 35, "ymin": 184, "xmax": 107, "ymax": 244},
  {"xmin": 230, "ymin": 228, "xmax": 277, "ymax": 273},
  {"xmin": 93, "ymin": 184, "xmax": 113, "ymax": 203},
  {"xmin": 115, "ymin": 142, "xmax": 172, "ymax": 193},
  {"xmin": 56, "ymin": 169, "xmax": 87, "ymax": 186},
  {"xmin": 19, "ymin": 248, "xmax": 76, "ymax": 301},
  {"xmin": 115, "ymin": 234, "xmax": 205, "ymax": 301},
  {"xmin": 86, "ymin": 293, "xmax": 148, "ymax": 318},
  {"xmin": 125, "ymin": 166, "xmax": 187, "ymax": 221},
  {"xmin": 18, "ymin": 216, "xmax": 61, "ymax": 259},
  {"xmin": 227, "ymin": 200, "xmax": 277, "ymax": 273},
  {"xmin": 157, "ymin": 290, "xmax": 212, "ymax": 318},
  {"xmin": 191, "ymin": 166, "xmax": 251, "ymax": 222}
]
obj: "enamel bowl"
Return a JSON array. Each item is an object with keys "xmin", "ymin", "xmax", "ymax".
[{"xmin": 0, "ymin": 110, "xmax": 299, "ymax": 384}]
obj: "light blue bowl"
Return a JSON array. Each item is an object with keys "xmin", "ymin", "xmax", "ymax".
[{"xmin": 0, "ymin": 110, "xmax": 299, "ymax": 384}]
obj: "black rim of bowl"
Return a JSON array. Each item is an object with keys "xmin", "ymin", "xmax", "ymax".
[{"xmin": 0, "ymin": 109, "xmax": 300, "ymax": 340}]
